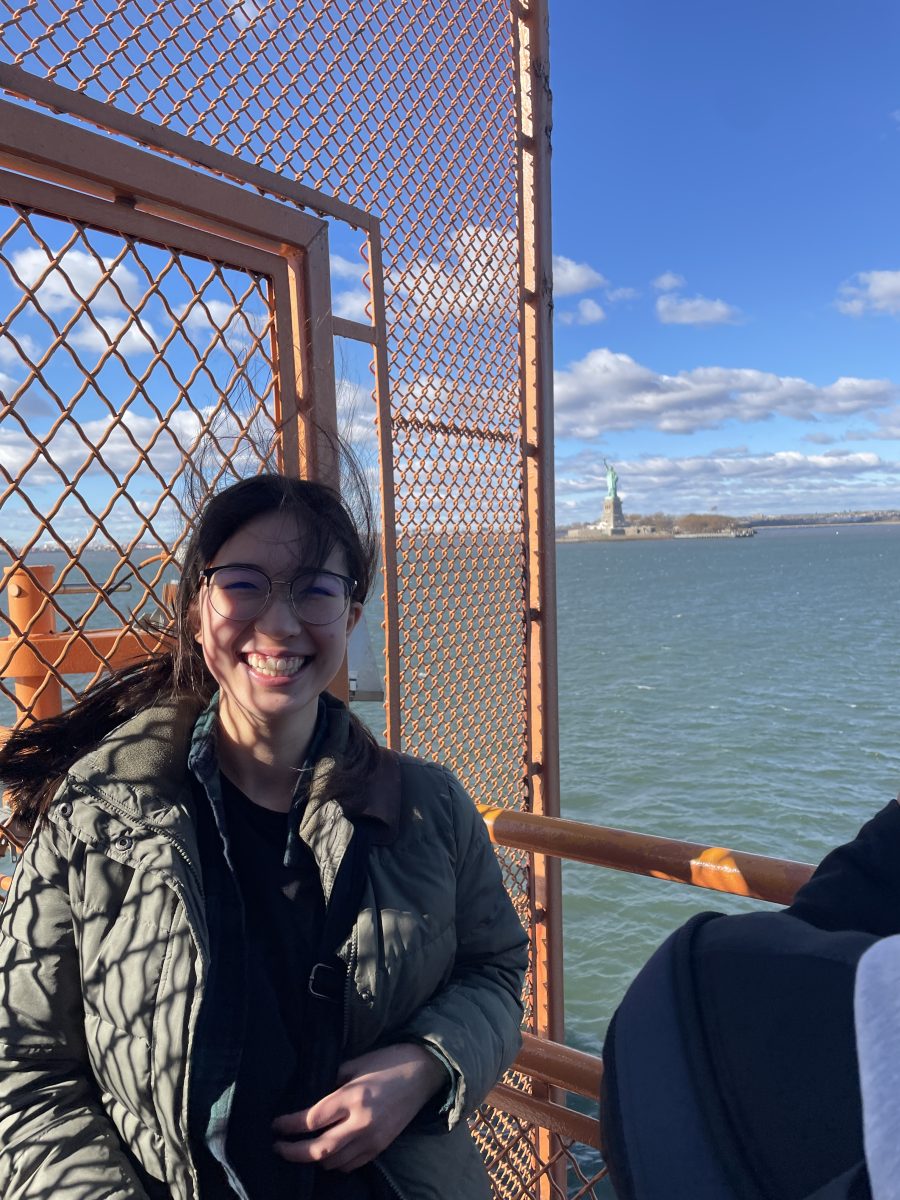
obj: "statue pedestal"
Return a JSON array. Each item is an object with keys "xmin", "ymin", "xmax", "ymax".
[{"xmin": 598, "ymin": 496, "xmax": 625, "ymax": 534}]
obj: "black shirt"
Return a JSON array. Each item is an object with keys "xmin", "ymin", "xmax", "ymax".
[{"xmin": 218, "ymin": 775, "xmax": 381, "ymax": 1200}]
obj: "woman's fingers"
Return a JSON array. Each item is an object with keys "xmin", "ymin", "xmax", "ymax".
[
  {"xmin": 271, "ymin": 1095, "xmax": 343, "ymax": 1136},
  {"xmin": 273, "ymin": 1042, "xmax": 446, "ymax": 1170}
]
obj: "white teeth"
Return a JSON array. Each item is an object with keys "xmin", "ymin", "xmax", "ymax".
[{"xmin": 246, "ymin": 653, "xmax": 305, "ymax": 676}]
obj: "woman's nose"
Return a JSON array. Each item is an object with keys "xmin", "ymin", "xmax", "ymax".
[{"xmin": 255, "ymin": 582, "xmax": 304, "ymax": 631}]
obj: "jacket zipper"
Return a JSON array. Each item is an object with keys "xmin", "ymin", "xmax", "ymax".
[
  {"xmin": 342, "ymin": 924, "xmax": 358, "ymax": 1046},
  {"xmin": 340, "ymin": 921, "xmax": 410, "ymax": 1199},
  {"xmin": 374, "ymin": 1161, "xmax": 409, "ymax": 1199}
]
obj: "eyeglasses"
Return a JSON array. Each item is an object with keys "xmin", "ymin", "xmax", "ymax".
[{"xmin": 199, "ymin": 565, "xmax": 356, "ymax": 625}]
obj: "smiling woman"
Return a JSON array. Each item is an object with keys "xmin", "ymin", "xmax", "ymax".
[
  {"xmin": 0, "ymin": 461, "xmax": 528, "ymax": 1200},
  {"xmin": 192, "ymin": 505, "xmax": 365, "ymax": 813}
]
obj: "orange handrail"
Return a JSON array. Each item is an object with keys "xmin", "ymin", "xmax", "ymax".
[
  {"xmin": 479, "ymin": 804, "xmax": 814, "ymax": 907},
  {"xmin": 478, "ymin": 805, "xmax": 817, "ymax": 1151}
]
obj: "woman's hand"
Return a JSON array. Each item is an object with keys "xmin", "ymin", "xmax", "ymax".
[{"xmin": 272, "ymin": 1043, "xmax": 448, "ymax": 1172}]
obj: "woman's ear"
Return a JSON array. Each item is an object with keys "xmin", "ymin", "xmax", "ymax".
[
  {"xmin": 346, "ymin": 601, "xmax": 364, "ymax": 636},
  {"xmin": 188, "ymin": 595, "xmax": 202, "ymax": 644}
]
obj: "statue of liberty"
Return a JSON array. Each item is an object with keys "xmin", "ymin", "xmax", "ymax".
[{"xmin": 604, "ymin": 459, "xmax": 618, "ymax": 499}]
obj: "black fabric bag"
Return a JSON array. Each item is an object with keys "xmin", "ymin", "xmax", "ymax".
[{"xmin": 601, "ymin": 910, "xmax": 875, "ymax": 1200}]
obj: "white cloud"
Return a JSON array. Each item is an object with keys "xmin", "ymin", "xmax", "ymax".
[
  {"xmin": 182, "ymin": 300, "xmax": 270, "ymax": 348},
  {"xmin": 656, "ymin": 292, "xmax": 742, "ymax": 325},
  {"xmin": 0, "ymin": 408, "xmax": 205, "ymax": 486},
  {"xmin": 803, "ymin": 431, "xmax": 838, "ymax": 445},
  {"xmin": 554, "ymin": 347, "xmax": 898, "ymax": 438},
  {"xmin": 0, "ymin": 369, "xmax": 17, "ymax": 400},
  {"xmin": 836, "ymin": 270, "xmax": 900, "ymax": 317},
  {"xmin": 10, "ymin": 248, "xmax": 141, "ymax": 315},
  {"xmin": 606, "ymin": 286, "xmax": 639, "ymax": 302},
  {"xmin": 0, "ymin": 333, "xmax": 40, "ymax": 365},
  {"xmin": 232, "ymin": 0, "xmax": 262, "ymax": 28},
  {"xmin": 858, "ymin": 407, "xmax": 900, "ymax": 441},
  {"xmin": 333, "ymin": 289, "xmax": 370, "ymax": 322},
  {"xmin": 891, "ymin": 110, "xmax": 900, "ymax": 128},
  {"xmin": 556, "ymin": 447, "xmax": 900, "ymax": 519},
  {"xmin": 652, "ymin": 271, "xmax": 686, "ymax": 292},
  {"xmin": 1, "ymin": 386, "xmax": 53, "ymax": 418},
  {"xmin": 558, "ymin": 297, "xmax": 606, "ymax": 326},
  {"xmin": 184, "ymin": 299, "xmax": 242, "ymax": 330},
  {"xmin": 331, "ymin": 254, "xmax": 365, "ymax": 284},
  {"xmin": 552, "ymin": 255, "xmax": 606, "ymax": 297},
  {"xmin": 69, "ymin": 315, "xmax": 160, "ymax": 357},
  {"xmin": 389, "ymin": 225, "xmax": 516, "ymax": 318},
  {"xmin": 336, "ymin": 378, "xmax": 378, "ymax": 454}
]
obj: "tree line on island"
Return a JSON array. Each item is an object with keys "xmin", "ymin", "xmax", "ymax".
[{"xmin": 561, "ymin": 512, "xmax": 744, "ymax": 536}]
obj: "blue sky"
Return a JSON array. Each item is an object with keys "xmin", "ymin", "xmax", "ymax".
[{"xmin": 549, "ymin": 1, "xmax": 900, "ymax": 520}]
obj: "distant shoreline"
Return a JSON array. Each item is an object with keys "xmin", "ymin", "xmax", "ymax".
[
  {"xmin": 749, "ymin": 518, "xmax": 900, "ymax": 530},
  {"xmin": 557, "ymin": 516, "xmax": 900, "ymax": 544}
]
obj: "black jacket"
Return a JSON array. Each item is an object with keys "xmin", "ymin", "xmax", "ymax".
[{"xmin": 786, "ymin": 799, "xmax": 900, "ymax": 936}]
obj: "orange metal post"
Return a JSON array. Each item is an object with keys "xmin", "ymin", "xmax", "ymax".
[
  {"xmin": 515, "ymin": 0, "xmax": 563, "ymax": 1030},
  {"xmin": 2, "ymin": 565, "xmax": 62, "ymax": 724},
  {"xmin": 514, "ymin": 1, "xmax": 564, "ymax": 1192}
]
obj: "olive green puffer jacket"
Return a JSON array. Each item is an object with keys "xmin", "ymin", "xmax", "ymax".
[{"xmin": 0, "ymin": 697, "xmax": 527, "ymax": 1200}]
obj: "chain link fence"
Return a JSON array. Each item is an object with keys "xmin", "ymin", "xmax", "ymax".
[{"xmin": 0, "ymin": 2, "xmax": 606, "ymax": 1192}]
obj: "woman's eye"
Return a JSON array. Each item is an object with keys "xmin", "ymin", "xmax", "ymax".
[{"xmin": 216, "ymin": 571, "xmax": 267, "ymax": 592}]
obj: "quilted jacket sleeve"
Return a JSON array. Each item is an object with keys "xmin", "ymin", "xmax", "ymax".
[
  {"xmin": 0, "ymin": 817, "xmax": 151, "ymax": 1200},
  {"xmin": 394, "ymin": 771, "xmax": 528, "ymax": 1129}
]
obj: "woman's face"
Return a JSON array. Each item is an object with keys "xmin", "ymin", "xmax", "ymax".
[{"xmin": 194, "ymin": 509, "xmax": 362, "ymax": 746}]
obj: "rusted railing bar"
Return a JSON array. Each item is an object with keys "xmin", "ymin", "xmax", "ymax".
[
  {"xmin": 479, "ymin": 805, "xmax": 814, "ymax": 907},
  {"xmin": 331, "ymin": 315, "xmax": 376, "ymax": 344},
  {"xmin": 0, "ymin": 630, "xmax": 168, "ymax": 677},
  {"xmin": 0, "ymin": 100, "xmax": 325, "ymax": 255},
  {"xmin": 516, "ymin": 1031, "xmax": 602, "ymax": 1101},
  {"xmin": 392, "ymin": 414, "xmax": 519, "ymax": 445},
  {"xmin": 486, "ymin": 1083, "xmax": 602, "ymax": 1152}
]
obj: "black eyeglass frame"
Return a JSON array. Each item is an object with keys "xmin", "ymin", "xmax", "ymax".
[{"xmin": 199, "ymin": 564, "xmax": 358, "ymax": 625}]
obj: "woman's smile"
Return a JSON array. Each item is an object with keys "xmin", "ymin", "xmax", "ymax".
[{"xmin": 243, "ymin": 650, "xmax": 310, "ymax": 679}]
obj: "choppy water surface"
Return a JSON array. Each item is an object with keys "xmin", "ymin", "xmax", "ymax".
[{"xmin": 557, "ymin": 525, "xmax": 900, "ymax": 1057}]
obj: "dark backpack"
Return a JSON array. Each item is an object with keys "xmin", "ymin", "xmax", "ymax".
[{"xmin": 601, "ymin": 910, "xmax": 874, "ymax": 1200}]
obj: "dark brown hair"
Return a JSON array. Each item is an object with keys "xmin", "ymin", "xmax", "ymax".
[{"xmin": 1, "ymin": 470, "xmax": 380, "ymax": 830}]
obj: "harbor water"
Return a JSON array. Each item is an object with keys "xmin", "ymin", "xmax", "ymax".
[{"xmin": 555, "ymin": 523, "xmax": 900, "ymax": 1058}]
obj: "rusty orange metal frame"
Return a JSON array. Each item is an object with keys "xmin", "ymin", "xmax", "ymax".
[
  {"xmin": 489, "ymin": 1031, "xmax": 604, "ymax": 1152},
  {"xmin": 0, "ymin": 101, "xmax": 337, "ymax": 484},
  {"xmin": 0, "ymin": 64, "xmax": 373, "ymax": 233},
  {"xmin": 515, "ymin": 0, "xmax": 562, "ymax": 1038},
  {"xmin": 0, "ymin": 101, "xmax": 370, "ymax": 714}
]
